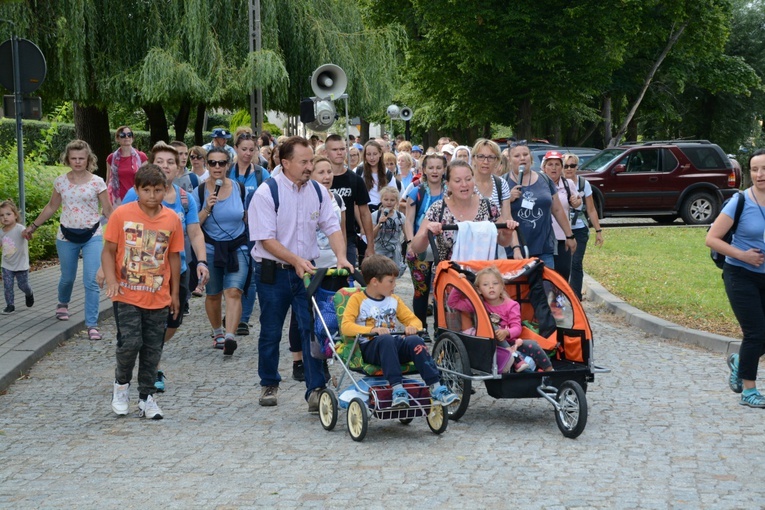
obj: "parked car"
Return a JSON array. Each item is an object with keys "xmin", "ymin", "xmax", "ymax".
[
  {"xmin": 530, "ymin": 147, "xmax": 599, "ymax": 171},
  {"xmin": 577, "ymin": 140, "xmax": 741, "ymax": 225}
]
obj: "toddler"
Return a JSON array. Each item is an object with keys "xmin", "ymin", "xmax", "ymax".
[
  {"xmin": 1, "ymin": 200, "xmax": 34, "ymax": 314},
  {"xmin": 447, "ymin": 266, "xmax": 552, "ymax": 373},
  {"xmin": 371, "ymin": 186, "xmax": 406, "ymax": 275}
]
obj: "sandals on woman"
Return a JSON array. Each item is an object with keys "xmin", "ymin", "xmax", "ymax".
[
  {"xmin": 87, "ymin": 327, "xmax": 102, "ymax": 341},
  {"xmin": 55, "ymin": 306, "xmax": 69, "ymax": 321}
]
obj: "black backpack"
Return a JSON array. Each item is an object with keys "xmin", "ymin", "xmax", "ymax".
[{"xmin": 710, "ymin": 191, "xmax": 745, "ymax": 269}]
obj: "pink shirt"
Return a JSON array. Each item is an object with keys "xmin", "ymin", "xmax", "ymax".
[
  {"xmin": 551, "ymin": 177, "xmax": 576, "ymax": 241},
  {"xmin": 447, "ymin": 289, "xmax": 522, "ymax": 340},
  {"xmin": 249, "ymin": 173, "xmax": 341, "ymax": 264}
]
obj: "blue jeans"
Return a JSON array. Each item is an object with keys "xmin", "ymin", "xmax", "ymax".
[
  {"xmin": 255, "ymin": 262, "xmax": 325, "ymax": 399},
  {"xmin": 56, "ymin": 236, "xmax": 102, "ymax": 327},
  {"xmin": 536, "ymin": 252, "xmax": 554, "ymax": 270},
  {"xmin": 240, "ymin": 258, "xmax": 257, "ymax": 324},
  {"xmin": 569, "ymin": 227, "xmax": 590, "ymax": 300}
]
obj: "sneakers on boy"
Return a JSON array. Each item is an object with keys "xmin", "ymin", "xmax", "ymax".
[
  {"xmin": 2, "ymin": 305, "xmax": 14, "ymax": 314},
  {"xmin": 138, "ymin": 395, "xmax": 164, "ymax": 420},
  {"xmin": 25, "ymin": 294, "xmax": 34, "ymax": 307},
  {"xmin": 391, "ymin": 388, "xmax": 410, "ymax": 409},
  {"xmin": 740, "ymin": 389, "xmax": 765, "ymax": 408},
  {"xmin": 259, "ymin": 385, "xmax": 278, "ymax": 406},
  {"xmin": 111, "ymin": 382, "xmax": 130, "ymax": 416},
  {"xmin": 727, "ymin": 353, "xmax": 743, "ymax": 394},
  {"xmin": 155, "ymin": 370, "xmax": 166, "ymax": 393},
  {"xmin": 431, "ymin": 385, "xmax": 460, "ymax": 406},
  {"xmin": 292, "ymin": 360, "xmax": 305, "ymax": 382},
  {"xmin": 307, "ymin": 389, "xmax": 321, "ymax": 414}
]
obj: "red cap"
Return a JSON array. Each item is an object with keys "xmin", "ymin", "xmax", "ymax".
[{"xmin": 542, "ymin": 150, "xmax": 564, "ymax": 166}]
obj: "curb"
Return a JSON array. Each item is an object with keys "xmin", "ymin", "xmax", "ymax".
[
  {"xmin": 583, "ymin": 273, "xmax": 740, "ymax": 356},
  {"xmin": 0, "ymin": 303, "xmax": 114, "ymax": 393}
]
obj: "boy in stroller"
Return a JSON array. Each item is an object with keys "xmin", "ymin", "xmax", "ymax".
[{"xmin": 340, "ymin": 255, "xmax": 460, "ymax": 409}]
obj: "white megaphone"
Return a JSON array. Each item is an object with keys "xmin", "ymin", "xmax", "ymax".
[
  {"xmin": 311, "ymin": 64, "xmax": 347, "ymax": 100},
  {"xmin": 400, "ymin": 106, "xmax": 413, "ymax": 121},
  {"xmin": 306, "ymin": 100, "xmax": 337, "ymax": 132},
  {"xmin": 386, "ymin": 104, "xmax": 400, "ymax": 119}
]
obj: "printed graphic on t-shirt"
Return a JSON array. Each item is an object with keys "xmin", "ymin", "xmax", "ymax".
[
  {"xmin": 121, "ymin": 221, "xmax": 171, "ymax": 292},
  {"xmin": 2, "ymin": 234, "xmax": 18, "ymax": 257},
  {"xmin": 518, "ymin": 190, "xmax": 543, "ymax": 228},
  {"xmin": 367, "ymin": 303, "xmax": 397, "ymax": 329}
]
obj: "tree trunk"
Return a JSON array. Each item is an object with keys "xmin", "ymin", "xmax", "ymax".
[
  {"xmin": 603, "ymin": 94, "xmax": 612, "ymax": 147},
  {"xmin": 142, "ymin": 103, "xmax": 169, "ymax": 145},
  {"xmin": 194, "ymin": 103, "xmax": 206, "ymax": 145},
  {"xmin": 608, "ymin": 21, "xmax": 688, "ymax": 147},
  {"xmin": 174, "ymin": 100, "xmax": 192, "ymax": 141},
  {"xmin": 627, "ymin": 117, "xmax": 638, "ymax": 142},
  {"xmin": 517, "ymin": 98, "xmax": 532, "ymax": 141},
  {"xmin": 73, "ymin": 103, "xmax": 111, "ymax": 179},
  {"xmin": 361, "ymin": 119, "xmax": 370, "ymax": 144}
]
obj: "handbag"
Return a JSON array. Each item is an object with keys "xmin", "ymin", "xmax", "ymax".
[{"xmin": 60, "ymin": 222, "xmax": 100, "ymax": 243}]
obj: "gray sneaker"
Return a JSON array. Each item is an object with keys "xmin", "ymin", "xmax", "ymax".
[
  {"xmin": 259, "ymin": 385, "xmax": 278, "ymax": 406},
  {"xmin": 727, "ymin": 353, "xmax": 743, "ymax": 394},
  {"xmin": 111, "ymin": 382, "xmax": 130, "ymax": 416},
  {"xmin": 307, "ymin": 389, "xmax": 321, "ymax": 414}
]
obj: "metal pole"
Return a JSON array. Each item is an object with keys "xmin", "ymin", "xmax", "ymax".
[
  {"xmin": 344, "ymin": 96, "xmax": 351, "ymax": 170},
  {"xmin": 254, "ymin": 0, "xmax": 263, "ymax": 135},
  {"xmin": 12, "ymin": 34, "xmax": 25, "ymax": 222},
  {"xmin": 248, "ymin": 0, "xmax": 256, "ymax": 133}
]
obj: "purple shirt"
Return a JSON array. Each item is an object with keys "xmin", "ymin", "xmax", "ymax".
[{"xmin": 249, "ymin": 173, "xmax": 341, "ymax": 263}]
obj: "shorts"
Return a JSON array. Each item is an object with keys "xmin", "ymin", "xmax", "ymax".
[
  {"xmin": 166, "ymin": 270, "xmax": 189, "ymax": 329},
  {"xmin": 205, "ymin": 247, "xmax": 250, "ymax": 295}
]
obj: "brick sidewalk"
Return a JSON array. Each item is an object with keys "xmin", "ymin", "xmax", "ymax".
[{"xmin": 0, "ymin": 265, "xmax": 113, "ymax": 391}]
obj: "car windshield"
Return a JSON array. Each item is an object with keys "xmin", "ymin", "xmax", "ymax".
[{"xmin": 580, "ymin": 148, "xmax": 626, "ymax": 172}]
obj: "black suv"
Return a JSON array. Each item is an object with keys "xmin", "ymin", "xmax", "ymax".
[{"xmin": 578, "ymin": 140, "xmax": 740, "ymax": 224}]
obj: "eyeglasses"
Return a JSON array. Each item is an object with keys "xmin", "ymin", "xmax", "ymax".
[
  {"xmin": 509, "ymin": 140, "xmax": 527, "ymax": 148},
  {"xmin": 207, "ymin": 160, "xmax": 229, "ymax": 167},
  {"xmin": 189, "ymin": 154, "xmax": 203, "ymax": 161},
  {"xmin": 474, "ymin": 155, "xmax": 498, "ymax": 162},
  {"xmin": 236, "ymin": 133, "xmax": 255, "ymax": 141},
  {"xmin": 118, "ymin": 132, "xmax": 134, "ymax": 139},
  {"xmin": 563, "ymin": 164, "xmax": 578, "ymax": 169}
]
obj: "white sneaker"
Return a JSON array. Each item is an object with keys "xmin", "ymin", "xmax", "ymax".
[
  {"xmin": 111, "ymin": 382, "xmax": 130, "ymax": 416},
  {"xmin": 138, "ymin": 394, "xmax": 164, "ymax": 420}
]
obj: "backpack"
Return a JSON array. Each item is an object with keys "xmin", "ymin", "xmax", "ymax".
[
  {"xmin": 576, "ymin": 176, "xmax": 591, "ymax": 227},
  {"xmin": 710, "ymin": 191, "xmax": 745, "ymax": 269},
  {"xmin": 266, "ymin": 178, "xmax": 323, "ymax": 213},
  {"xmin": 179, "ymin": 188, "xmax": 189, "ymax": 214},
  {"xmin": 229, "ymin": 164, "xmax": 264, "ymax": 188}
]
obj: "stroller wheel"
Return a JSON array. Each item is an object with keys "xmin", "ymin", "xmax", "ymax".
[
  {"xmin": 554, "ymin": 381, "xmax": 588, "ymax": 439},
  {"xmin": 318, "ymin": 389, "xmax": 338, "ymax": 431},
  {"xmin": 347, "ymin": 397, "xmax": 368, "ymax": 442},
  {"xmin": 399, "ymin": 418, "xmax": 414, "ymax": 425},
  {"xmin": 426, "ymin": 403, "xmax": 448, "ymax": 435},
  {"xmin": 432, "ymin": 332, "xmax": 472, "ymax": 421}
]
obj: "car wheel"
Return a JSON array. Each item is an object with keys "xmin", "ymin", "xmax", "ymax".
[{"xmin": 680, "ymin": 192, "xmax": 717, "ymax": 225}]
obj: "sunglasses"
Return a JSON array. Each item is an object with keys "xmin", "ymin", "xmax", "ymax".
[
  {"xmin": 563, "ymin": 164, "xmax": 578, "ymax": 169},
  {"xmin": 475, "ymin": 154, "xmax": 498, "ymax": 162},
  {"xmin": 236, "ymin": 133, "xmax": 255, "ymax": 141},
  {"xmin": 118, "ymin": 132, "xmax": 134, "ymax": 139},
  {"xmin": 509, "ymin": 139, "xmax": 527, "ymax": 148},
  {"xmin": 189, "ymin": 154, "xmax": 203, "ymax": 161},
  {"xmin": 207, "ymin": 160, "xmax": 229, "ymax": 167}
]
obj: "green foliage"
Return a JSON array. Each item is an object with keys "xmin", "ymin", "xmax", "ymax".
[{"xmin": 0, "ymin": 154, "xmax": 63, "ymax": 263}]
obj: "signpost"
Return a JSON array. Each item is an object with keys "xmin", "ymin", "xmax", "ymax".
[{"xmin": 0, "ymin": 32, "xmax": 47, "ymax": 221}]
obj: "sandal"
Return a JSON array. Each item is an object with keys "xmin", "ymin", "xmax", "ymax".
[
  {"xmin": 55, "ymin": 306, "xmax": 69, "ymax": 321},
  {"xmin": 213, "ymin": 333, "xmax": 225, "ymax": 350},
  {"xmin": 192, "ymin": 286, "xmax": 204, "ymax": 297},
  {"xmin": 87, "ymin": 327, "xmax": 102, "ymax": 341}
]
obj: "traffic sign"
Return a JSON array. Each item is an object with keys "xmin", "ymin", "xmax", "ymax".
[{"xmin": 0, "ymin": 38, "xmax": 46, "ymax": 93}]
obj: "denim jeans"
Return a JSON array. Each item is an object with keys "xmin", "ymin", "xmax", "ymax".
[
  {"xmin": 723, "ymin": 264, "xmax": 765, "ymax": 381},
  {"xmin": 240, "ymin": 258, "xmax": 257, "ymax": 324},
  {"xmin": 569, "ymin": 227, "xmax": 590, "ymax": 300},
  {"xmin": 56, "ymin": 236, "xmax": 102, "ymax": 327},
  {"xmin": 255, "ymin": 262, "xmax": 325, "ymax": 399}
]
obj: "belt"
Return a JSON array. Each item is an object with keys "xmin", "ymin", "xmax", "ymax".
[{"xmin": 275, "ymin": 262, "xmax": 293, "ymax": 270}]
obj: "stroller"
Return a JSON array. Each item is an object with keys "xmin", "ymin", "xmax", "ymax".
[
  {"xmin": 426, "ymin": 223, "xmax": 608, "ymax": 438},
  {"xmin": 306, "ymin": 268, "xmax": 448, "ymax": 442}
]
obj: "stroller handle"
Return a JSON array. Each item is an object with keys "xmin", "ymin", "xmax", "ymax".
[
  {"xmin": 362, "ymin": 330, "xmax": 427, "ymax": 338},
  {"xmin": 426, "ymin": 222, "xmax": 529, "ymax": 264}
]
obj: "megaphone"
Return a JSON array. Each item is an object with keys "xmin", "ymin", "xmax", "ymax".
[
  {"xmin": 306, "ymin": 100, "xmax": 337, "ymax": 132},
  {"xmin": 311, "ymin": 64, "xmax": 347, "ymax": 100},
  {"xmin": 400, "ymin": 106, "xmax": 413, "ymax": 122},
  {"xmin": 386, "ymin": 104, "xmax": 400, "ymax": 119}
]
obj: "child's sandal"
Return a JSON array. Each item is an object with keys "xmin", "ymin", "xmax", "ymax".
[
  {"xmin": 88, "ymin": 327, "xmax": 102, "ymax": 340},
  {"xmin": 55, "ymin": 306, "xmax": 69, "ymax": 321}
]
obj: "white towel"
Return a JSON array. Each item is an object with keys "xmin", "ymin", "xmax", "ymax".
[{"xmin": 451, "ymin": 221, "xmax": 498, "ymax": 261}]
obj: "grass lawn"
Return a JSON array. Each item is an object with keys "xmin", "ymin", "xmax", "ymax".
[{"xmin": 583, "ymin": 227, "xmax": 740, "ymax": 339}]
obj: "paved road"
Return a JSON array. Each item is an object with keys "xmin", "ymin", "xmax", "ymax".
[{"xmin": 1, "ymin": 275, "xmax": 763, "ymax": 509}]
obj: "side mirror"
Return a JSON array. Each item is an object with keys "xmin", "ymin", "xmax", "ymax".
[{"xmin": 613, "ymin": 164, "xmax": 626, "ymax": 174}]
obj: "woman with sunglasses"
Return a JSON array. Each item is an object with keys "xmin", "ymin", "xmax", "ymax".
[
  {"xmin": 189, "ymin": 146, "xmax": 209, "ymax": 183},
  {"xmin": 105, "ymin": 126, "xmax": 148, "ymax": 206},
  {"xmin": 562, "ymin": 153, "xmax": 604, "ymax": 300},
  {"xmin": 196, "ymin": 147, "xmax": 249, "ymax": 356},
  {"xmin": 503, "ymin": 141, "xmax": 576, "ymax": 268}
]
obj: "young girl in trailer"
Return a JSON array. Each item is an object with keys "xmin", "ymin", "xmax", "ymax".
[{"xmin": 447, "ymin": 266, "xmax": 553, "ymax": 373}]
